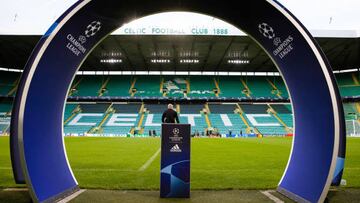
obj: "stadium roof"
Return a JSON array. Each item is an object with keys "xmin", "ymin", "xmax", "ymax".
[
  {"xmin": 0, "ymin": 34, "xmax": 358, "ymax": 72},
  {"xmin": 0, "ymin": 3, "xmax": 359, "ymax": 73}
]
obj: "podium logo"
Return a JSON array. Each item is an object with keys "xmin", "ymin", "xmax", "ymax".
[
  {"xmin": 170, "ymin": 144, "xmax": 182, "ymax": 153},
  {"xmin": 173, "ymin": 128, "xmax": 180, "ymax": 137}
]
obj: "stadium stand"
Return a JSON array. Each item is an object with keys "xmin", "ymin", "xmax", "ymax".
[
  {"xmin": 270, "ymin": 104, "xmax": 293, "ymax": 128},
  {"xmin": 267, "ymin": 76, "xmax": 289, "ymax": 99},
  {"xmin": 243, "ymin": 76, "xmax": 276, "ymax": 98},
  {"xmin": 208, "ymin": 104, "xmax": 247, "ymax": 135},
  {"xmin": 64, "ymin": 103, "xmax": 78, "ymax": 124},
  {"xmin": 0, "ymin": 102, "xmax": 12, "ymax": 113},
  {"xmin": 133, "ymin": 76, "xmax": 162, "ymax": 97},
  {"xmin": 0, "ymin": 71, "xmax": 19, "ymax": 96},
  {"xmin": 1, "ymin": 71, "xmax": 360, "ymax": 137},
  {"xmin": 80, "ymin": 103, "xmax": 110, "ymax": 113},
  {"xmin": 0, "ymin": 102, "xmax": 11, "ymax": 134},
  {"xmin": 1, "ymin": 72, "xmax": 359, "ymax": 99},
  {"xmin": 112, "ymin": 103, "xmax": 141, "ymax": 113},
  {"xmin": 70, "ymin": 76, "xmax": 106, "ymax": 97},
  {"xmin": 217, "ymin": 77, "xmax": 247, "ymax": 98},
  {"xmin": 337, "ymin": 72, "xmax": 360, "ymax": 97},
  {"xmin": 187, "ymin": 76, "xmax": 216, "ymax": 98},
  {"xmin": 238, "ymin": 104, "xmax": 292, "ymax": 135},
  {"xmin": 162, "ymin": 76, "xmax": 187, "ymax": 97},
  {"xmin": 101, "ymin": 76, "xmax": 133, "ymax": 97},
  {"xmin": 102, "ymin": 103, "xmax": 142, "ymax": 135},
  {"xmin": 64, "ymin": 103, "xmax": 109, "ymax": 135},
  {"xmin": 143, "ymin": 104, "xmax": 169, "ymax": 135}
]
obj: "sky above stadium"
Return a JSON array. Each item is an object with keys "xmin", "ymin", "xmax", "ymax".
[{"xmin": 0, "ymin": 0, "xmax": 359, "ymax": 36}]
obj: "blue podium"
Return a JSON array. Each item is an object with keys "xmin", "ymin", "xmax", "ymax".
[{"xmin": 160, "ymin": 124, "xmax": 191, "ymax": 198}]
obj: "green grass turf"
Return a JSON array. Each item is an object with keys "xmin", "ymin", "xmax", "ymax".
[{"xmin": 0, "ymin": 137, "xmax": 359, "ymax": 190}]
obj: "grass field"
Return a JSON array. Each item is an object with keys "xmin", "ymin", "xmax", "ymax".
[{"xmin": 1, "ymin": 137, "xmax": 359, "ymax": 191}]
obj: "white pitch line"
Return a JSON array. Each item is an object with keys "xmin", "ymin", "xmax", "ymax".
[
  {"xmin": 261, "ymin": 190, "xmax": 284, "ymax": 203},
  {"xmin": 138, "ymin": 148, "xmax": 161, "ymax": 172},
  {"xmin": 57, "ymin": 189, "xmax": 86, "ymax": 203},
  {"xmin": 3, "ymin": 188, "xmax": 28, "ymax": 191}
]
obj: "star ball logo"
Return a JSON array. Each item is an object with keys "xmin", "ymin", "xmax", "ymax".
[
  {"xmin": 85, "ymin": 21, "xmax": 102, "ymax": 38},
  {"xmin": 173, "ymin": 128, "xmax": 180, "ymax": 136},
  {"xmin": 66, "ymin": 20, "xmax": 102, "ymax": 57},
  {"xmin": 258, "ymin": 23, "xmax": 275, "ymax": 39},
  {"xmin": 258, "ymin": 22, "xmax": 294, "ymax": 59},
  {"xmin": 169, "ymin": 128, "xmax": 182, "ymax": 143}
]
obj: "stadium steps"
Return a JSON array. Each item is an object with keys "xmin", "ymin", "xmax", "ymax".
[
  {"xmin": 63, "ymin": 104, "xmax": 81, "ymax": 125},
  {"xmin": 266, "ymin": 78, "xmax": 282, "ymax": 98},
  {"xmin": 237, "ymin": 104, "xmax": 264, "ymax": 136},
  {"xmin": 137, "ymin": 114, "xmax": 145, "ymax": 134},
  {"xmin": 98, "ymin": 77, "xmax": 110, "ymax": 97},
  {"xmin": 356, "ymin": 103, "xmax": 360, "ymax": 124},
  {"xmin": 204, "ymin": 114, "xmax": 212, "ymax": 129},
  {"xmin": 88, "ymin": 103, "xmax": 113, "ymax": 134},
  {"xmin": 129, "ymin": 77, "xmax": 137, "ymax": 97},
  {"xmin": 68, "ymin": 77, "xmax": 83, "ymax": 96},
  {"xmin": 356, "ymin": 103, "xmax": 360, "ymax": 114},
  {"xmin": 160, "ymin": 77, "xmax": 166, "ymax": 97},
  {"xmin": 176, "ymin": 104, "xmax": 181, "ymax": 113},
  {"xmin": 137, "ymin": 103, "xmax": 146, "ymax": 134},
  {"xmin": 240, "ymin": 78, "xmax": 251, "ymax": 98},
  {"xmin": 203, "ymin": 104, "xmax": 212, "ymax": 129},
  {"xmin": 205, "ymin": 103, "xmax": 211, "ymax": 114},
  {"xmin": 267, "ymin": 104, "xmax": 293, "ymax": 133},
  {"xmin": 352, "ymin": 73, "xmax": 360, "ymax": 85},
  {"xmin": 7, "ymin": 76, "xmax": 20, "ymax": 96},
  {"xmin": 272, "ymin": 76, "xmax": 289, "ymax": 99},
  {"xmin": 236, "ymin": 104, "xmax": 257, "ymax": 135},
  {"xmin": 185, "ymin": 78, "xmax": 190, "ymax": 97},
  {"xmin": 213, "ymin": 78, "xmax": 221, "ymax": 97},
  {"xmin": 2, "ymin": 125, "xmax": 10, "ymax": 135},
  {"xmin": 245, "ymin": 77, "xmax": 276, "ymax": 98},
  {"xmin": 129, "ymin": 103, "xmax": 145, "ymax": 135}
]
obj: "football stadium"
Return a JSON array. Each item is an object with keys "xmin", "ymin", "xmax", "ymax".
[{"xmin": 0, "ymin": 0, "xmax": 360, "ymax": 202}]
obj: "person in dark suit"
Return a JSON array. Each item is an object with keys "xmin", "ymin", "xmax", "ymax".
[{"xmin": 162, "ymin": 104, "xmax": 180, "ymax": 124}]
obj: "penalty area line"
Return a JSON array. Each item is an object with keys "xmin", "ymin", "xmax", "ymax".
[
  {"xmin": 138, "ymin": 148, "xmax": 161, "ymax": 172},
  {"xmin": 261, "ymin": 190, "xmax": 284, "ymax": 203}
]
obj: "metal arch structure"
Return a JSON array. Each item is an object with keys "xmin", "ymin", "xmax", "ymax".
[{"xmin": 10, "ymin": 0, "xmax": 346, "ymax": 202}]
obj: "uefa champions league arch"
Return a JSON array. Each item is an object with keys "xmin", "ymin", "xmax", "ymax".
[{"xmin": 9, "ymin": 0, "xmax": 346, "ymax": 202}]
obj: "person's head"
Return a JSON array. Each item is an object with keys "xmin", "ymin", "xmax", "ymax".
[{"xmin": 168, "ymin": 103, "xmax": 174, "ymax": 110}]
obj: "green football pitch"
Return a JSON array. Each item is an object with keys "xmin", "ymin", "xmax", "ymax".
[{"xmin": 1, "ymin": 137, "xmax": 359, "ymax": 190}]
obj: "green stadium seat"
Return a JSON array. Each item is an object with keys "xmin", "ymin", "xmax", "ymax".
[{"xmin": 133, "ymin": 76, "xmax": 162, "ymax": 97}]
